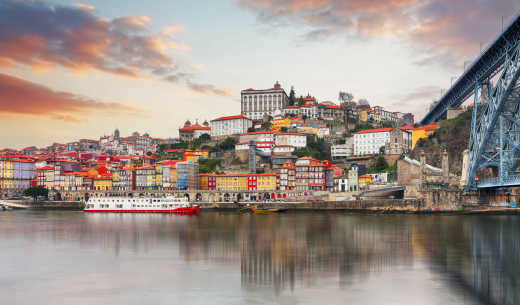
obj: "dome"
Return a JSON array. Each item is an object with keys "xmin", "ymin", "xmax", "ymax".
[
  {"xmin": 184, "ymin": 120, "xmax": 192, "ymax": 126},
  {"xmin": 202, "ymin": 120, "xmax": 209, "ymax": 126}
]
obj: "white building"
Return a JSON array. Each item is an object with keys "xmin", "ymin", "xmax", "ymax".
[
  {"xmin": 210, "ymin": 115, "xmax": 252, "ymax": 138},
  {"xmin": 317, "ymin": 126, "xmax": 330, "ymax": 138},
  {"xmin": 334, "ymin": 177, "xmax": 349, "ymax": 192},
  {"xmin": 274, "ymin": 133, "xmax": 307, "ymax": 148},
  {"xmin": 241, "ymin": 81, "xmax": 289, "ymax": 121},
  {"xmin": 331, "ymin": 142, "xmax": 353, "ymax": 159},
  {"xmin": 354, "ymin": 128, "xmax": 392, "ymax": 156},
  {"xmin": 371, "ymin": 106, "xmax": 399, "ymax": 123},
  {"xmin": 354, "ymin": 127, "xmax": 412, "ymax": 156}
]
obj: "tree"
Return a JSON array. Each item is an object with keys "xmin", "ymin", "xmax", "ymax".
[
  {"xmin": 289, "ymin": 86, "xmax": 296, "ymax": 106},
  {"xmin": 280, "ymin": 127, "xmax": 288, "ymax": 132},
  {"xmin": 217, "ymin": 137, "xmax": 238, "ymax": 151},
  {"xmin": 199, "ymin": 158, "xmax": 222, "ymax": 173},
  {"xmin": 358, "ymin": 98, "xmax": 370, "ymax": 108},
  {"xmin": 374, "ymin": 155, "xmax": 389, "ymax": 172},
  {"xmin": 247, "ymin": 127, "xmax": 255, "ymax": 132},
  {"xmin": 24, "ymin": 186, "xmax": 48, "ymax": 203},
  {"xmin": 199, "ymin": 133, "xmax": 211, "ymax": 143},
  {"xmin": 338, "ymin": 91, "xmax": 354, "ymax": 103}
]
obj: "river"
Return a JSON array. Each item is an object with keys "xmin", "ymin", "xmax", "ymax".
[{"xmin": 0, "ymin": 211, "xmax": 518, "ymax": 305}]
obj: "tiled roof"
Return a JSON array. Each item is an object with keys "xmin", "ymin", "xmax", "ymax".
[
  {"xmin": 355, "ymin": 128, "xmax": 393, "ymax": 134},
  {"xmin": 211, "ymin": 115, "xmax": 250, "ymax": 121},
  {"xmin": 415, "ymin": 123, "xmax": 438, "ymax": 131},
  {"xmin": 241, "ymin": 131, "xmax": 273, "ymax": 135},
  {"xmin": 179, "ymin": 123, "xmax": 211, "ymax": 132}
]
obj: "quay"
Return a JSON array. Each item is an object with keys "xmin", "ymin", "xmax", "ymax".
[{"xmin": 2, "ymin": 198, "xmax": 519, "ymax": 214}]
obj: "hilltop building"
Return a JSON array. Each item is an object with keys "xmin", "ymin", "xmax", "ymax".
[{"xmin": 241, "ymin": 81, "xmax": 289, "ymax": 121}]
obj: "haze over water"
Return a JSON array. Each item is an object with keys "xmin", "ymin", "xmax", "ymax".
[{"xmin": 0, "ymin": 211, "xmax": 518, "ymax": 305}]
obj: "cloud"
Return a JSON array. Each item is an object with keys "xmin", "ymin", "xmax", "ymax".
[
  {"xmin": 0, "ymin": 73, "xmax": 144, "ymax": 122},
  {"xmin": 0, "ymin": 0, "xmax": 229, "ymax": 96},
  {"xmin": 186, "ymin": 81, "xmax": 233, "ymax": 96},
  {"xmin": 237, "ymin": 0, "xmax": 520, "ymax": 68}
]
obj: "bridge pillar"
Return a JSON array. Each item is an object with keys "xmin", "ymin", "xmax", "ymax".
[{"xmin": 442, "ymin": 150, "xmax": 449, "ymax": 184}]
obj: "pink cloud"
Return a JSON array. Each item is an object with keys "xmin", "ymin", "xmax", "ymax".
[{"xmin": 0, "ymin": 73, "xmax": 144, "ymax": 122}]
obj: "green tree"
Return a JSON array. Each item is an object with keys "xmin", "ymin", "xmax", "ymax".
[
  {"xmin": 374, "ymin": 155, "xmax": 389, "ymax": 172},
  {"xmin": 199, "ymin": 133, "xmax": 211, "ymax": 143},
  {"xmin": 247, "ymin": 127, "xmax": 255, "ymax": 132},
  {"xmin": 280, "ymin": 126, "xmax": 288, "ymax": 132},
  {"xmin": 293, "ymin": 135, "xmax": 331, "ymax": 160},
  {"xmin": 24, "ymin": 186, "xmax": 48, "ymax": 203},
  {"xmin": 218, "ymin": 137, "xmax": 238, "ymax": 151},
  {"xmin": 198, "ymin": 158, "xmax": 222, "ymax": 173},
  {"xmin": 289, "ymin": 86, "xmax": 296, "ymax": 106}
]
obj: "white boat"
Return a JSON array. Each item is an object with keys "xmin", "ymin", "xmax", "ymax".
[{"xmin": 84, "ymin": 196, "xmax": 200, "ymax": 214}]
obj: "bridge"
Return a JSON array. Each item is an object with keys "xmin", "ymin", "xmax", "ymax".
[{"xmin": 420, "ymin": 12, "xmax": 520, "ymax": 191}]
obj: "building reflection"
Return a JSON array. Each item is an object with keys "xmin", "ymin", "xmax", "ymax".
[{"xmin": 1, "ymin": 211, "xmax": 519, "ymax": 304}]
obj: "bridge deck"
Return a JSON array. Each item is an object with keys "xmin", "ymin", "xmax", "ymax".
[{"xmin": 421, "ymin": 12, "xmax": 520, "ymax": 124}]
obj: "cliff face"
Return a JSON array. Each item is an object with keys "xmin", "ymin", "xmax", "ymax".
[{"xmin": 411, "ymin": 109, "xmax": 473, "ymax": 176}]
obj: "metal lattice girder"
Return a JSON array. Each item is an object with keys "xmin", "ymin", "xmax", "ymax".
[
  {"xmin": 465, "ymin": 40, "xmax": 520, "ymax": 191},
  {"xmin": 422, "ymin": 12, "xmax": 520, "ymax": 125}
]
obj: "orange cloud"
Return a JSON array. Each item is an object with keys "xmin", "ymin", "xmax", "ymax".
[
  {"xmin": 0, "ymin": 0, "xmax": 229, "ymax": 96},
  {"xmin": 237, "ymin": 0, "xmax": 518, "ymax": 68},
  {"xmin": 0, "ymin": 73, "xmax": 144, "ymax": 122}
]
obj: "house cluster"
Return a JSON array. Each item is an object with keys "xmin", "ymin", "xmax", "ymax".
[
  {"xmin": 331, "ymin": 123, "xmax": 439, "ymax": 159},
  {"xmin": 0, "ymin": 149, "xmax": 385, "ymax": 196}
]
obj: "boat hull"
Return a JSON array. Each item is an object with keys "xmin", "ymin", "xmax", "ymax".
[{"xmin": 84, "ymin": 206, "xmax": 200, "ymax": 214}]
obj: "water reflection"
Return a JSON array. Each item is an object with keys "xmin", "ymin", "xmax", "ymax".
[{"xmin": 0, "ymin": 211, "xmax": 519, "ymax": 305}]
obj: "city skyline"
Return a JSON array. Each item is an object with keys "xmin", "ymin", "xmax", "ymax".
[{"xmin": 1, "ymin": 0, "xmax": 518, "ymax": 148}]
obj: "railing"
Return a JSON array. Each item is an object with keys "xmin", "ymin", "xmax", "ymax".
[{"xmin": 477, "ymin": 175, "xmax": 520, "ymax": 188}]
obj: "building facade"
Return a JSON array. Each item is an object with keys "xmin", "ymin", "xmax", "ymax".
[
  {"xmin": 210, "ymin": 115, "xmax": 252, "ymax": 138},
  {"xmin": 241, "ymin": 81, "xmax": 289, "ymax": 121}
]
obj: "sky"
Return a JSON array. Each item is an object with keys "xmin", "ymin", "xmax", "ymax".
[{"xmin": 1, "ymin": 0, "xmax": 519, "ymax": 149}]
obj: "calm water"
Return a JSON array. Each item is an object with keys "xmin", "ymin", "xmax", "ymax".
[{"xmin": 0, "ymin": 211, "xmax": 519, "ymax": 305}]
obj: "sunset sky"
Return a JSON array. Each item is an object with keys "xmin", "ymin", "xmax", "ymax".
[{"xmin": 1, "ymin": 0, "xmax": 519, "ymax": 149}]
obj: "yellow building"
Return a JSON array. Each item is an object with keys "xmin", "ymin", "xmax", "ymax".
[
  {"xmin": 215, "ymin": 174, "xmax": 248, "ymax": 192},
  {"xmin": 183, "ymin": 149, "xmax": 209, "ymax": 162},
  {"xmin": 270, "ymin": 118, "xmax": 291, "ymax": 132},
  {"xmin": 93, "ymin": 175, "xmax": 113, "ymax": 191},
  {"xmin": 358, "ymin": 174, "xmax": 373, "ymax": 188},
  {"xmin": 412, "ymin": 124, "xmax": 438, "ymax": 149},
  {"xmin": 360, "ymin": 110, "xmax": 372, "ymax": 122},
  {"xmin": 256, "ymin": 173, "xmax": 277, "ymax": 191},
  {"xmin": 0, "ymin": 158, "xmax": 13, "ymax": 189},
  {"xmin": 154, "ymin": 165, "xmax": 163, "ymax": 190}
]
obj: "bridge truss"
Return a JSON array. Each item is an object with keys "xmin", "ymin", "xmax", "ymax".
[
  {"xmin": 466, "ymin": 40, "xmax": 520, "ymax": 190},
  {"xmin": 421, "ymin": 13, "xmax": 520, "ymax": 125}
]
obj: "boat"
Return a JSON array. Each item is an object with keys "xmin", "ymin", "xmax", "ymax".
[
  {"xmin": 249, "ymin": 205, "xmax": 287, "ymax": 214},
  {"xmin": 84, "ymin": 196, "xmax": 200, "ymax": 214}
]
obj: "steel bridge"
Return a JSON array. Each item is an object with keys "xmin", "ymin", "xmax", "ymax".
[{"xmin": 419, "ymin": 12, "xmax": 520, "ymax": 191}]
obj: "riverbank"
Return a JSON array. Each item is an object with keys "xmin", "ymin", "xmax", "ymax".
[{"xmin": 2, "ymin": 199, "xmax": 520, "ymax": 215}]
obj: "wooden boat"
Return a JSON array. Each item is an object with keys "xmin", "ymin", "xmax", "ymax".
[{"xmin": 250, "ymin": 206, "xmax": 287, "ymax": 214}]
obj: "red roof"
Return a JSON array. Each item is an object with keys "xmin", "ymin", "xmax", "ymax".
[
  {"xmin": 179, "ymin": 123, "xmax": 210, "ymax": 132},
  {"xmin": 36, "ymin": 166, "xmax": 54, "ymax": 171},
  {"xmin": 355, "ymin": 128, "xmax": 393, "ymax": 134},
  {"xmin": 276, "ymin": 132, "xmax": 306, "ymax": 136},
  {"xmin": 241, "ymin": 131, "xmax": 273, "ymax": 135},
  {"xmin": 211, "ymin": 115, "xmax": 250, "ymax": 121},
  {"xmin": 415, "ymin": 123, "xmax": 438, "ymax": 131},
  {"xmin": 325, "ymin": 105, "xmax": 340, "ymax": 109}
]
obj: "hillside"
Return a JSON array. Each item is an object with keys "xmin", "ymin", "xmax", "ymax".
[{"xmin": 411, "ymin": 109, "xmax": 473, "ymax": 176}]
